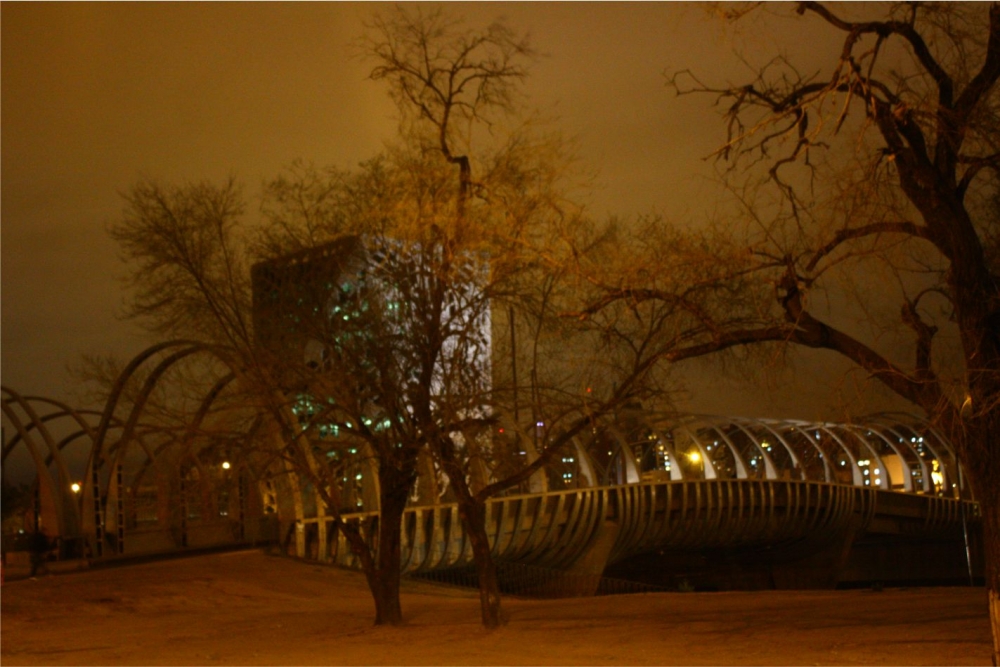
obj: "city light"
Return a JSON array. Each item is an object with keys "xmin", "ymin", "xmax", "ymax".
[
  {"xmin": 70, "ymin": 482, "xmax": 81, "ymax": 493},
  {"xmin": 687, "ymin": 451, "xmax": 701, "ymax": 463},
  {"xmin": 221, "ymin": 461, "xmax": 231, "ymax": 470}
]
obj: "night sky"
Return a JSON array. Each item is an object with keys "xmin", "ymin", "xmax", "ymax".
[{"xmin": 2, "ymin": 2, "xmax": 891, "ymax": 420}]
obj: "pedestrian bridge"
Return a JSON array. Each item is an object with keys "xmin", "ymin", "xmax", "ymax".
[
  {"xmin": 306, "ymin": 413, "xmax": 980, "ymax": 588},
  {"xmin": 1, "ymin": 387, "xmax": 980, "ymax": 587}
]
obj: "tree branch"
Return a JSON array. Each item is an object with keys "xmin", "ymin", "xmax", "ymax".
[{"xmin": 806, "ymin": 221, "xmax": 935, "ymax": 272}]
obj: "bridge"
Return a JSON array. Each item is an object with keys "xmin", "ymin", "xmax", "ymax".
[
  {"xmin": 1, "ymin": 386, "xmax": 981, "ymax": 589},
  {"xmin": 308, "ymin": 413, "xmax": 982, "ymax": 589}
]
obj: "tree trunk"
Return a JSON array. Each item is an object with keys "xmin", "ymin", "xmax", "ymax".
[
  {"xmin": 369, "ymin": 466, "xmax": 413, "ymax": 626},
  {"xmin": 461, "ymin": 497, "xmax": 503, "ymax": 628},
  {"xmin": 973, "ymin": 464, "xmax": 1000, "ymax": 664},
  {"xmin": 977, "ymin": 474, "xmax": 1000, "ymax": 665},
  {"xmin": 369, "ymin": 567, "xmax": 404, "ymax": 626},
  {"xmin": 432, "ymin": 434, "xmax": 505, "ymax": 628},
  {"xmin": 342, "ymin": 517, "xmax": 404, "ymax": 626},
  {"xmin": 954, "ymin": 411, "xmax": 1000, "ymax": 665}
]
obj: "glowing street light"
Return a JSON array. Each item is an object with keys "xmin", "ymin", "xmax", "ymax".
[
  {"xmin": 70, "ymin": 482, "xmax": 81, "ymax": 493},
  {"xmin": 687, "ymin": 451, "xmax": 702, "ymax": 464},
  {"xmin": 221, "ymin": 461, "xmax": 231, "ymax": 470}
]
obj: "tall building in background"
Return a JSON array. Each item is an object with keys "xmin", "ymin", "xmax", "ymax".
[{"xmin": 251, "ymin": 235, "xmax": 367, "ymax": 379}]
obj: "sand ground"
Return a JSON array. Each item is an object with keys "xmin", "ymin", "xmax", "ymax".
[{"xmin": 0, "ymin": 549, "xmax": 992, "ymax": 665}]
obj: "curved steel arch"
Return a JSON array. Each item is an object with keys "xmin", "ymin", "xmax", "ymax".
[
  {"xmin": 2, "ymin": 388, "xmax": 84, "ymax": 541},
  {"xmin": 1, "ymin": 341, "xmax": 257, "ymax": 559},
  {"xmin": 1, "ymin": 398, "xmax": 103, "ymax": 465},
  {"xmin": 531, "ymin": 411, "xmax": 972, "ymax": 499}
]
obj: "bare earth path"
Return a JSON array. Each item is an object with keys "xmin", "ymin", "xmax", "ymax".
[{"xmin": 1, "ymin": 549, "xmax": 991, "ymax": 665}]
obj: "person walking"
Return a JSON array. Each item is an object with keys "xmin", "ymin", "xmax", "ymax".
[{"xmin": 29, "ymin": 528, "xmax": 49, "ymax": 577}]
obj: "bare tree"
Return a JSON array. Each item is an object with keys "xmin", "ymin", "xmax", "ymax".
[
  {"xmin": 106, "ymin": 6, "xmax": 568, "ymax": 628},
  {"xmin": 110, "ymin": 177, "xmax": 432, "ymax": 625},
  {"xmin": 258, "ymin": 149, "xmax": 503, "ymax": 626},
  {"xmin": 574, "ymin": 2, "xmax": 1000, "ymax": 655},
  {"xmin": 358, "ymin": 8, "xmax": 540, "ymax": 628},
  {"xmin": 358, "ymin": 8, "xmax": 675, "ymax": 628},
  {"xmin": 108, "ymin": 7, "xmax": 671, "ymax": 631},
  {"xmin": 257, "ymin": 142, "xmax": 663, "ymax": 629}
]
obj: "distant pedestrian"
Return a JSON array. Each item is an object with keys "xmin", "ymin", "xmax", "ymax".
[{"xmin": 29, "ymin": 529, "xmax": 50, "ymax": 577}]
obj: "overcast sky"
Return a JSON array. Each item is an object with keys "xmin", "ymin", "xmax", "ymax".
[{"xmin": 2, "ymin": 2, "xmax": 897, "ymax": 421}]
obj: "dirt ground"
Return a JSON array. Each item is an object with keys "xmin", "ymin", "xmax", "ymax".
[{"xmin": 0, "ymin": 548, "xmax": 991, "ymax": 665}]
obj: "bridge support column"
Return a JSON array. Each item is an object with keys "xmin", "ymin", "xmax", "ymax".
[
  {"xmin": 562, "ymin": 519, "xmax": 622, "ymax": 596},
  {"xmin": 769, "ymin": 518, "xmax": 862, "ymax": 589},
  {"xmin": 295, "ymin": 521, "xmax": 306, "ymax": 558},
  {"xmin": 317, "ymin": 517, "xmax": 328, "ymax": 562}
]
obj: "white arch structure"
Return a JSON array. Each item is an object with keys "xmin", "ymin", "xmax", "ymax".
[
  {"xmin": 1, "ymin": 341, "xmax": 275, "ymax": 559},
  {"xmin": 562, "ymin": 412, "xmax": 969, "ymax": 499}
]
